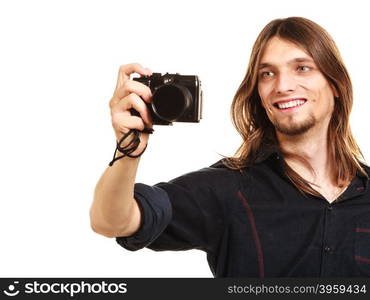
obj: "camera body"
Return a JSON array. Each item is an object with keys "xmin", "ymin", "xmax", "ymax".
[{"xmin": 133, "ymin": 72, "xmax": 202, "ymax": 125}]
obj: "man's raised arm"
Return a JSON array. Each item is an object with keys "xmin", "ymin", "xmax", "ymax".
[{"xmin": 90, "ymin": 63, "xmax": 153, "ymax": 238}]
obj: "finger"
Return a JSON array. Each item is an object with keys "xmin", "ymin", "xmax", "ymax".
[
  {"xmin": 115, "ymin": 80, "xmax": 152, "ymax": 103},
  {"xmin": 112, "ymin": 93, "xmax": 152, "ymax": 126},
  {"xmin": 115, "ymin": 63, "xmax": 153, "ymax": 91},
  {"xmin": 112, "ymin": 114, "xmax": 146, "ymax": 133}
]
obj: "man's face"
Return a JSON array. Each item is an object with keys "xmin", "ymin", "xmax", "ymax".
[{"xmin": 257, "ymin": 36, "xmax": 338, "ymax": 136}]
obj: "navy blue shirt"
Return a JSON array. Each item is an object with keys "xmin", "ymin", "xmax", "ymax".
[{"xmin": 116, "ymin": 150, "xmax": 370, "ymax": 277}]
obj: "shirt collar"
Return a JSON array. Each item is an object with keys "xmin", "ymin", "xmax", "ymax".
[
  {"xmin": 254, "ymin": 143, "xmax": 282, "ymax": 164},
  {"xmin": 253, "ymin": 145, "xmax": 370, "ymax": 191}
]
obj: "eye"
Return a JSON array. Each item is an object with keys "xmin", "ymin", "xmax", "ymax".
[
  {"xmin": 297, "ymin": 65, "xmax": 311, "ymax": 72},
  {"xmin": 259, "ymin": 71, "xmax": 275, "ymax": 78}
]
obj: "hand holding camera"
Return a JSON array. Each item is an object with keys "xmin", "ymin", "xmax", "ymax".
[
  {"xmin": 109, "ymin": 63, "xmax": 153, "ymax": 159},
  {"xmin": 108, "ymin": 63, "xmax": 203, "ymax": 165}
]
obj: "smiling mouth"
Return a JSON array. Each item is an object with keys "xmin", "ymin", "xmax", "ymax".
[{"xmin": 274, "ymin": 99, "xmax": 307, "ymax": 110}]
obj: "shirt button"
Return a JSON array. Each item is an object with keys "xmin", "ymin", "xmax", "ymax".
[
  {"xmin": 327, "ymin": 206, "xmax": 333, "ymax": 211},
  {"xmin": 324, "ymin": 246, "xmax": 332, "ymax": 252}
]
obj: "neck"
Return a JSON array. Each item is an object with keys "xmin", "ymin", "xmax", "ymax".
[{"xmin": 276, "ymin": 125, "xmax": 333, "ymax": 184}]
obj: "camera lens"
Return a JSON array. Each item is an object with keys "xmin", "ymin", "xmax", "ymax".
[{"xmin": 151, "ymin": 84, "xmax": 192, "ymax": 122}]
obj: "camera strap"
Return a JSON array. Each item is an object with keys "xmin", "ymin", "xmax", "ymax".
[{"xmin": 108, "ymin": 128, "xmax": 154, "ymax": 166}]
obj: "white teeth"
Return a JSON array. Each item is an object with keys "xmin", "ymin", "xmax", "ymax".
[{"xmin": 277, "ymin": 100, "xmax": 306, "ymax": 109}]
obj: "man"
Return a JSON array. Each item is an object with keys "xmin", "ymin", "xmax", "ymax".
[{"xmin": 90, "ymin": 17, "xmax": 370, "ymax": 277}]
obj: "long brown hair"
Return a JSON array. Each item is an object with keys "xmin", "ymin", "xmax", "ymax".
[{"xmin": 225, "ymin": 17, "xmax": 367, "ymax": 196}]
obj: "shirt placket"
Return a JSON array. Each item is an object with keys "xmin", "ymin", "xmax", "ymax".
[{"xmin": 320, "ymin": 203, "xmax": 336, "ymax": 276}]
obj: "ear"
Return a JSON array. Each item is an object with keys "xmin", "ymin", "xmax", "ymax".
[{"xmin": 330, "ymin": 83, "xmax": 339, "ymax": 98}]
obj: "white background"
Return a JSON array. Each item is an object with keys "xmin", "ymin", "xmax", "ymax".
[{"xmin": 0, "ymin": 0, "xmax": 369, "ymax": 277}]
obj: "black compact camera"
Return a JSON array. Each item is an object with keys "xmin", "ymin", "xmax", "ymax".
[{"xmin": 133, "ymin": 72, "xmax": 202, "ymax": 125}]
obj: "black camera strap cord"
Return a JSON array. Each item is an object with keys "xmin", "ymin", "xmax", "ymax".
[{"xmin": 109, "ymin": 128, "xmax": 154, "ymax": 166}]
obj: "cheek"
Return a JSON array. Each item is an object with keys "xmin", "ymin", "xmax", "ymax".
[
  {"xmin": 259, "ymin": 97, "xmax": 273, "ymax": 117},
  {"xmin": 326, "ymin": 92, "xmax": 335, "ymax": 113},
  {"xmin": 318, "ymin": 82, "xmax": 336, "ymax": 106},
  {"xmin": 258, "ymin": 84, "xmax": 269, "ymax": 109},
  {"xmin": 305, "ymin": 76, "xmax": 334, "ymax": 100},
  {"xmin": 258, "ymin": 81, "xmax": 277, "ymax": 117}
]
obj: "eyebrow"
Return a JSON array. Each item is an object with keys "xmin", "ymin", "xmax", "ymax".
[{"xmin": 258, "ymin": 57, "xmax": 315, "ymax": 70}]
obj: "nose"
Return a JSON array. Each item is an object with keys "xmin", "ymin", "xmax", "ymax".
[{"xmin": 274, "ymin": 71, "xmax": 297, "ymax": 94}]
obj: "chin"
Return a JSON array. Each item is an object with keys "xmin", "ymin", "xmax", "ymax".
[{"xmin": 274, "ymin": 117, "xmax": 316, "ymax": 136}]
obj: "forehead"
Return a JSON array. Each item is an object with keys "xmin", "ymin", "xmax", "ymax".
[{"xmin": 259, "ymin": 36, "xmax": 313, "ymax": 65}]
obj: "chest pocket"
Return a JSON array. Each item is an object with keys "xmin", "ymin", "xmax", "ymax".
[{"xmin": 355, "ymin": 219, "xmax": 370, "ymax": 276}]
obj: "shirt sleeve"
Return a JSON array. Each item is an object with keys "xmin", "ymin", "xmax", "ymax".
[
  {"xmin": 115, "ymin": 183, "xmax": 172, "ymax": 251},
  {"xmin": 116, "ymin": 165, "xmax": 230, "ymax": 253}
]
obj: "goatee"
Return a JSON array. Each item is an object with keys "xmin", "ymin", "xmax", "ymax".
[{"xmin": 273, "ymin": 115, "xmax": 316, "ymax": 136}]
